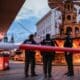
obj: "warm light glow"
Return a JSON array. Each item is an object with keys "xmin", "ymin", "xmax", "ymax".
[
  {"xmin": 54, "ymin": 39, "xmax": 80, "ymax": 65},
  {"xmin": 34, "ymin": 39, "xmax": 80, "ymax": 65},
  {"xmin": 0, "ymin": 32, "xmax": 4, "ymax": 39}
]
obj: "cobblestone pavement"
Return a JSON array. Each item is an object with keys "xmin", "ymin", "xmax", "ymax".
[{"xmin": 0, "ymin": 61, "xmax": 80, "ymax": 80}]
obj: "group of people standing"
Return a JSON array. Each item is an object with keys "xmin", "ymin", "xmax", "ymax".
[{"xmin": 23, "ymin": 33, "xmax": 74, "ymax": 78}]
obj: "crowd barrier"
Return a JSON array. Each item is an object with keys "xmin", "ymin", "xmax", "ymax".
[{"xmin": 0, "ymin": 43, "xmax": 80, "ymax": 53}]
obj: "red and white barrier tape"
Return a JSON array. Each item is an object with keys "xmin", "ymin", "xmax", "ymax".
[
  {"xmin": 0, "ymin": 42, "xmax": 80, "ymax": 53},
  {"xmin": 20, "ymin": 44, "xmax": 80, "ymax": 53},
  {"xmin": 0, "ymin": 43, "xmax": 21, "ymax": 50}
]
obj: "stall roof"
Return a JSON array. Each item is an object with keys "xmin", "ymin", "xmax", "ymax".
[{"xmin": 0, "ymin": 0, "xmax": 25, "ymax": 34}]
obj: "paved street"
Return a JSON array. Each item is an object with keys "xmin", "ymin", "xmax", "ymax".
[{"xmin": 0, "ymin": 61, "xmax": 80, "ymax": 80}]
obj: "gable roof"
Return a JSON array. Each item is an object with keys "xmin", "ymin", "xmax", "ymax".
[{"xmin": 36, "ymin": 10, "xmax": 51, "ymax": 25}]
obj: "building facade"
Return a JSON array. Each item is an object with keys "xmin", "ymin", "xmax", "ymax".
[
  {"xmin": 48, "ymin": 0, "xmax": 80, "ymax": 65},
  {"xmin": 36, "ymin": 10, "xmax": 62, "ymax": 41},
  {"xmin": 48, "ymin": 0, "xmax": 80, "ymax": 37},
  {"xmin": 63, "ymin": 0, "xmax": 80, "ymax": 37},
  {"xmin": 35, "ymin": 0, "xmax": 80, "ymax": 65}
]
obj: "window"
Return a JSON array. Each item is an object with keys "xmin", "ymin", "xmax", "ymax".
[
  {"xmin": 67, "ymin": 4, "xmax": 70, "ymax": 10},
  {"xmin": 75, "ymin": 27, "xmax": 79, "ymax": 34},
  {"xmin": 66, "ymin": 27, "xmax": 72, "ymax": 34},
  {"xmin": 79, "ymin": 9, "xmax": 80, "ymax": 14},
  {"xmin": 67, "ymin": 15, "xmax": 71, "ymax": 20}
]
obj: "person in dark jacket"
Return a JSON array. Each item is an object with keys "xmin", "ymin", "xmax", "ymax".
[
  {"xmin": 23, "ymin": 34, "xmax": 38, "ymax": 77},
  {"xmin": 64, "ymin": 33, "xmax": 74, "ymax": 76},
  {"xmin": 41, "ymin": 34, "xmax": 58, "ymax": 78}
]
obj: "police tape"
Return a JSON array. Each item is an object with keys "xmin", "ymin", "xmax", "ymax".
[
  {"xmin": 20, "ymin": 44, "xmax": 80, "ymax": 53},
  {"xmin": 0, "ymin": 43, "xmax": 20, "ymax": 50},
  {"xmin": 0, "ymin": 42, "xmax": 80, "ymax": 53}
]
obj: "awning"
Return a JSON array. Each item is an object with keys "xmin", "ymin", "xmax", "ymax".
[{"xmin": 0, "ymin": 0, "xmax": 25, "ymax": 34}]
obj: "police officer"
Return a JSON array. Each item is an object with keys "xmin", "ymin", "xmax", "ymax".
[
  {"xmin": 23, "ymin": 34, "xmax": 38, "ymax": 77},
  {"xmin": 41, "ymin": 34, "xmax": 58, "ymax": 78},
  {"xmin": 64, "ymin": 32, "xmax": 74, "ymax": 76}
]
